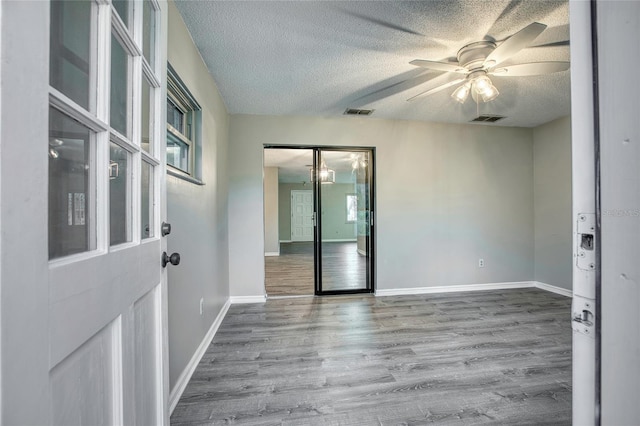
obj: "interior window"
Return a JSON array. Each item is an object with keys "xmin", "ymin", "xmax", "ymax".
[{"xmin": 166, "ymin": 64, "xmax": 201, "ymax": 178}]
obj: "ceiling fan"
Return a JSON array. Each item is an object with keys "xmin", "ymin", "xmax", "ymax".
[{"xmin": 408, "ymin": 22, "xmax": 570, "ymax": 103}]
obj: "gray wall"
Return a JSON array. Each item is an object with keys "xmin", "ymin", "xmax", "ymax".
[
  {"xmin": 263, "ymin": 167, "xmax": 279, "ymax": 253},
  {"xmin": 167, "ymin": 1, "xmax": 230, "ymax": 390},
  {"xmin": 320, "ymin": 183, "xmax": 357, "ymax": 241},
  {"xmin": 533, "ymin": 116, "xmax": 572, "ymax": 289},
  {"xmin": 278, "ymin": 183, "xmax": 356, "ymax": 241},
  {"xmin": 229, "ymin": 115, "xmax": 535, "ymax": 297}
]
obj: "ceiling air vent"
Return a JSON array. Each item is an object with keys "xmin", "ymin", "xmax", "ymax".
[
  {"xmin": 470, "ymin": 115, "xmax": 505, "ymax": 123},
  {"xmin": 344, "ymin": 108, "xmax": 374, "ymax": 116}
]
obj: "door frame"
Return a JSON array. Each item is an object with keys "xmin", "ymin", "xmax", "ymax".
[
  {"xmin": 314, "ymin": 146, "xmax": 376, "ymax": 296},
  {"xmin": 263, "ymin": 145, "xmax": 376, "ymax": 296}
]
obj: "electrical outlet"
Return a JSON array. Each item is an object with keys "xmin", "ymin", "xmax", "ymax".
[
  {"xmin": 478, "ymin": 258, "xmax": 485, "ymax": 268},
  {"xmin": 199, "ymin": 298, "xmax": 204, "ymax": 315}
]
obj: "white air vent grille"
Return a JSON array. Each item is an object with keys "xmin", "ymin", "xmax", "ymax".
[
  {"xmin": 470, "ymin": 115, "xmax": 505, "ymax": 123},
  {"xmin": 344, "ymin": 108, "xmax": 374, "ymax": 116}
]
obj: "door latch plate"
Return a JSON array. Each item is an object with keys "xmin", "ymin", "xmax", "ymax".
[
  {"xmin": 576, "ymin": 213, "xmax": 596, "ymax": 271},
  {"xmin": 572, "ymin": 295, "xmax": 596, "ymax": 337}
]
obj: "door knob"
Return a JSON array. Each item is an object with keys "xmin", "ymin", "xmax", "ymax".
[{"xmin": 162, "ymin": 251, "xmax": 180, "ymax": 268}]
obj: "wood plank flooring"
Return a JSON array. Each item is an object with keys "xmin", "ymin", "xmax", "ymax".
[
  {"xmin": 265, "ymin": 242, "xmax": 315, "ymax": 296},
  {"xmin": 171, "ymin": 288, "xmax": 572, "ymax": 425},
  {"xmin": 265, "ymin": 242, "xmax": 368, "ymax": 296},
  {"xmin": 320, "ymin": 242, "xmax": 367, "ymax": 292}
]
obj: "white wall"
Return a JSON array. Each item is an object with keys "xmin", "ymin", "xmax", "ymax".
[
  {"xmin": 533, "ymin": 116, "xmax": 572, "ymax": 290},
  {"xmin": 229, "ymin": 115, "xmax": 534, "ymax": 297},
  {"xmin": 263, "ymin": 167, "xmax": 279, "ymax": 254},
  {"xmin": 167, "ymin": 0, "xmax": 230, "ymax": 391}
]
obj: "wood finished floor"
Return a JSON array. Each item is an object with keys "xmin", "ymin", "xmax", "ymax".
[
  {"xmin": 171, "ymin": 288, "xmax": 572, "ymax": 425},
  {"xmin": 265, "ymin": 242, "xmax": 367, "ymax": 296}
]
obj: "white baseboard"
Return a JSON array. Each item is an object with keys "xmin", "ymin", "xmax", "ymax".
[
  {"xmin": 534, "ymin": 281, "xmax": 573, "ymax": 297},
  {"xmin": 229, "ymin": 295, "xmax": 267, "ymax": 304},
  {"xmin": 279, "ymin": 240, "xmax": 292, "ymax": 243},
  {"xmin": 169, "ymin": 298, "xmax": 231, "ymax": 414},
  {"xmin": 264, "ymin": 251, "xmax": 280, "ymax": 257},
  {"xmin": 323, "ymin": 239, "xmax": 357, "ymax": 242},
  {"xmin": 375, "ymin": 281, "xmax": 534, "ymax": 297},
  {"xmin": 267, "ymin": 294, "xmax": 315, "ymax": 300},
  {"xmin": 375, "ymin": 281, "xmax": 574, "ymax": 298}
]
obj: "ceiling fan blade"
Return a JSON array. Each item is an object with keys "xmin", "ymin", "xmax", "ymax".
[
  {"xmin": 529, "ymin": 40, "xmax": 570, "ymax": 49},
  {"xmin": 349, "ymin": 71, "xmax": 444, "ymax": 107},
  {"xmin": 485, "ymin": 22, "xmax": 547, "ymax": 67},
  {"xmin": 339, "ymin": 9, "xmax": 424, "ymax": 36},
  {"xmin": 410, "ymin": 60, "xmax": 467, "ymax": 74},
  {"xmin": 407, "ymin": 78, "xmax": 466, "ymax": 101},
  {"xmin": 491, "ymin": 61, "xmax": 569, "ymax": 77}
]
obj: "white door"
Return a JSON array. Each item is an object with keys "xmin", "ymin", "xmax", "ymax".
[
  {"xmin": 596, "ymin": 2, "xmax": 640, "ymax": 423},
  {"xmin": 291, "ymin": 190, "xmax": 314, "ymax": 241},
  {"xmin": 0, "ymin": 1, "xmax": 169, "ymax": 424}
]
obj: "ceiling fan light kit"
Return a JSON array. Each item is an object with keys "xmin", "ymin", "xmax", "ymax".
[
  {"xmin": 409, "ymin": 22, "xmax": 569, "ymax": 105},
  {"xmin": 451, "ymin": 73, "xmax": 499, "ymax": 104}
]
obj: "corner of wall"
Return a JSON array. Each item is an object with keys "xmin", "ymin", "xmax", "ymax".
[{"xmin": 532, "ymin": 116, "xmax": 572, "ymax": 291}]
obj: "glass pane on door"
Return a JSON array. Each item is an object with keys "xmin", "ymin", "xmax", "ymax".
[
  {"xmin": 109, "ymin": 142, "xmax": 130, "ymax": 246},
  {"xmin": 110, "ymin": 33, "xmax": 130, "ymax": 137},
  {"xmin": 141, "ymin": 161, "xmax": 154, "ymax": 239},
  {"xmin": 318, "ymin": 149, "xmax": 372, "ymax": 293},
  {"xmin": 142, "ymin": 0, "xmax": 156, "ymax": 66},
  {"xmin": 48, "ymin": 107, "xmax": 96, "ymax": 259},
  {"xmin": 141, "ymin": 76, "xmax": 153, "ymax": 154},
  {"xmin": 50, "ymin": 0, "xmax": 93, "ymax": 111}
]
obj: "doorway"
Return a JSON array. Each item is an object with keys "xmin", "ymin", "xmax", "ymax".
[{"xmin": 263, "ymin": 147, "xmax": 375, "ymax": 297}]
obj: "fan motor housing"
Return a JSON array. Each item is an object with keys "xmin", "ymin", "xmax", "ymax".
[{"xmin": 457, "ymin": 41, "xmax": 496, "ymax": 70}]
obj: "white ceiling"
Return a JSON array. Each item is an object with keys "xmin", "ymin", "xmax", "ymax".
[{"xmin": 174, "ymin": 0, "xmax": 570, "ymax": 128}]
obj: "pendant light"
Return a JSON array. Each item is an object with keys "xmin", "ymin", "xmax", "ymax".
[{"xmin": 310, "ymin": 159, "xmax": 335, "ymax": 184}]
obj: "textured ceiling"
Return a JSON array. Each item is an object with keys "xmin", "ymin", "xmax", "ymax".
[{"xmin": 174, "ymin": 0, "xmax": 570, "ymax": 128}]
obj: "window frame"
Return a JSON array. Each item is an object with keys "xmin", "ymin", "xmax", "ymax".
[
  {"xmin": 346, "ymin": 193, "xmax": 358, "ymax": 223},
  {"xmin": 166, "ymin": 63, "xmax": 202, "ymax": 182}
]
